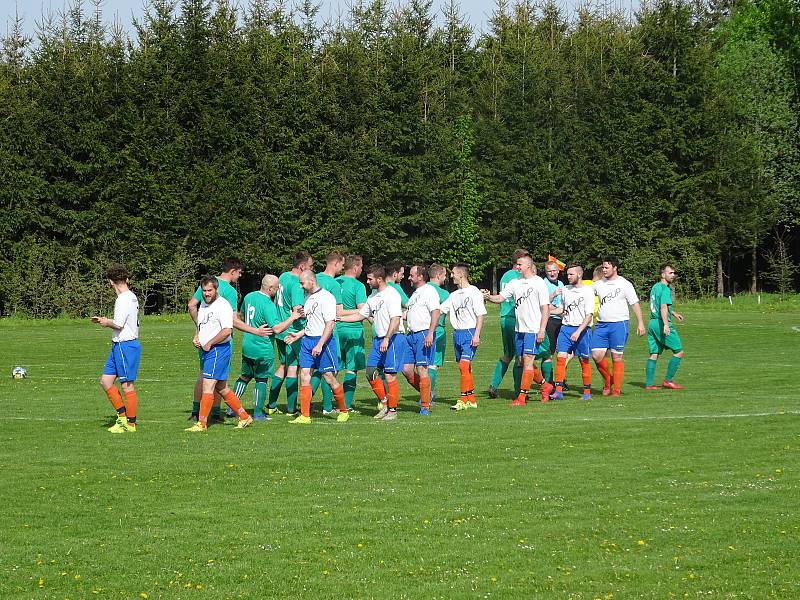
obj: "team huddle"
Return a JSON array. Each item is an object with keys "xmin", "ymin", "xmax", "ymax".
[{"xmin": 91, "ymin": 250, "xmax": 686, "ymax": 433}]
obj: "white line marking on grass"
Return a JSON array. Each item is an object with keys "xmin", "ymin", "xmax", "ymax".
[{"xmin": 792, "ymin": 326, "xmax": 800, "ymax": 333}]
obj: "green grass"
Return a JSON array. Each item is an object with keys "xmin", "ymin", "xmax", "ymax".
[{"xmin": 1, "ymin": 304, "xmax": 798, "ymax": 599}]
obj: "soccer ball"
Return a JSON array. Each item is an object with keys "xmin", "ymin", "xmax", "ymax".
[{"xmin": 11, "ymin": 366, "xmax": 27, "ymax": 380}]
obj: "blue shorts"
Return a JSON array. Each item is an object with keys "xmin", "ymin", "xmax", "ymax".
[
  {"xmin": 367, "ymin": 334, "xmax": 405, "ymax": 373},
  {"xmin": 405, "ymin": 330, "xmax": 435, "ymax": 367},
  {"xmin": 201, "ymin": 341, "xmax": 232, "ymax": 381},
  {"xmin": 453, "ymin": 328, "xmax": 477, "ymax": 362},
  {"xmin": 592, "ymin": 321, "xmax": 629, "ymax": 353},
  {"xmin": 556, "ymin": 325, "xmax": 593, "ymax": 359},
  {"xmin": 103, "ymin": 340, "xmax": 141, "ymax": 382},
  {"xmin": 299, "ymin": 335, "xmax": 339, "ymax": 373},
  {"xmin": 514, "ymin": 332, "xmax": 541, "ymax": 357}
]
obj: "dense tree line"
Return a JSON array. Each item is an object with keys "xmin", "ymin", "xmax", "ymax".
[{"xmin": 1, "ymin": 0, "xmax": 798, "ymax": 317}]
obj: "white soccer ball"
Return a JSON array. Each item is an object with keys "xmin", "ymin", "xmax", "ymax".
[{"xmin": 11, "ymin": 366, "xmax": 27, "ymax": 380}]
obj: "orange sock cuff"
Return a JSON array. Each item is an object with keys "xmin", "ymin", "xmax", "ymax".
[
  {"xmin": 123, "ymin": 390, "xmax": 137, "ymax": 420},
  {"xmin": 554, "ymin": 356, "xmax": 567, "ymax": 391},
  {"xmin": 387, "ymin": 380, "xmax": 399, "ymax": 409},
  {"xmin": 199, "ymin": 392, "xmax": 214, "ymax": 423},
  {"xmin": 613, "ymin": 360, "xmax": 624, "ymax": 393},
  {"xmin": 332, "ymin": 384, "xmax": 346, "ymax": 412},
  {"xmin": 369, "ymin": 378, "xmax": 386, "ymax": 402},
  {"xmin": 419, "ymin": 376, "xmax": 431, "ymax": 408},
  {"xmin": 223, "ymin": 389, "xmax": 247, "ymax": 418},
  {"xmin": 105, "ymin": 386, "xmax": 125, "ymax": 413},
  {"xmin": 580, "ymin": 359, "xmax": 592, "ymax": 386}
]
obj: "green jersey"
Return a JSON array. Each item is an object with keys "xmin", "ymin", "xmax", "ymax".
[
  {"xmin": 649, "ymin": 282, "xmax": 673, "ymax": 323},
  {"xmin": 276, "ymin": 271, "xmax": 305, "ymax": 339},
  {"xmin": 241, "ymin": 290, "xmax": 280, "ymax": 360},
  {"xmin": 499, "ymin": 269, "xmax": 521, "ymax": 318},
  {"xmin": 336, "ymin": 275, "xmax": 368, "ymax": 332},
  {"xmin": 428, "ymin": 282, "xmax": 449, "ymax": 328},
  {"xmin": 388, "ymin": 281, "xmax": 409, "ymax": 308},
  {"xmin": 317, "ymin": 273, "xmax": 343, "ymax": 305}
]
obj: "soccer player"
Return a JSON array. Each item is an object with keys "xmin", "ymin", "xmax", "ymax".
[
  {"xmin": 591, "ymin": 256, "xmax": 646, "ymax": 397},
  {"xmin": 271, "ymin": 251, "xmax": 313, "ymax": 415},
  {"xmin": 313, "ymin": 251, "xmax": 346, "ymax": 414},
  {"xmin": 401, "ymin": 264, "xmax": 441, "ymax": 415},
  {"xmin": 384, "ymin": 260, "xmax": 409, "ymax": 307},
  {"xmin": 284, "ymin": 271, "xmax": 348, "ymax": 424},
  {"xmin": 427, "ymin": 263, "xmax": 450, "ymax": 403},
  {"xmin": 487, "ymin": 249, "xmax": 529, "ymax": 399},
  {"xmin": 483, "ymin": 255, "xmax": 552, "ymax": 405},
  {"xmin": 439, "ymin": 263, "xmax": 486, "ymax": 411},
  {"xmin": 542, "ymin": 260, "xmax": 565, "ymax": 385},
  {"xmin": 231, "ymin": 275, "xmax": 303, "ymax": 421},
  {"xmin": 91, "ymin": 264, "xmax": 141, "ymax": 433},
  {"xmin": 645, "ymin": 264, "xmax": 685, "ymax": 390},
  {"xmin": 339, "ymin": 264, "xmax": 404, "ymax": 421},
  {"xmin": 336, "ymin": 255, "xmax": 368, "ymax": 411},
  {"xmin": 186, "ymin": 276, "xmax": 253, "ymax": 432},
  {"xmin": 550, "ymin": 265, "xmax": 595, "ymax": 401},
  {"xmin": 187, "ymin": 257, "xmax": 269, "ymax": 422}
]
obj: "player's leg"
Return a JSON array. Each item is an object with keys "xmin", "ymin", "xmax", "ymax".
[
  {"xmin": 380, "ymin": 336, "xmax": 402, "ymax": 420},
  {"xmin": 429, "ymin": 327, "xmax": 446, "ymax": 404},
  {"xmin": 645, "ymin": 321, "xmax": 662, "ymax": 389},
  {"xmin": 269, "ymin": 353, "xmax": 287, "ymax": 413},
  {"xmin": 100, "ymin": 348, "xmax": 126, "ymax": 421},
  {"xmin": 250, "ymin": 357, "xmax": 273, "ymax": 419},
  {"xmin": 284, "ymin": 340, "xmax": 300, "ymax": 415},
  {"xmin": 607, "ymin": 322, "xmax": 629, "ymax": 396},
  {"xmin": 451, "ymin": 329, "xmax": 477, "ymax": 410},
  {"xmin": 216, "ymin": 377, "xmax": 252, "ymax": 428},
  {"xmin": 591, "ymin": 322, "xmax": 613, "ymax": 395},
  {"xmin": 662, "ymin": 328, "xmax": 684, "ymax": 389},
  {"xmin": 488, "ymin": 317, "xmax": 516, "ymax": 398},
  {"xmin": 292, "ymin": 365, "xmax": 314, "ymax": 424},
  {"xmin": 536, "ymin": 335, "xmax": 554, "ymax": 399}
]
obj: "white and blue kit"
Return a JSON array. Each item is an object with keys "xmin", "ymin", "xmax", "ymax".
[
  {"xmin": 404, "ymin": 283, "xmax": 441, "ymax": 367},
  {"xmin": 497, "ymin": 275, "xmax": 550, "ymax": 356},
  {"xmin": 103, "ymin": 290, "xmax": 141, "ymax": 382},
  {"xmin": 298, "ymin": 287, "xmax": 339, "ymax": 373},
  {"xmin": 556, "ymin": 285, "xmax": 595, "ymax": 358},
  {"xmin": 592, "ymin": 276, "xmax": 639, "ymax": 353},
  {"xmin": 361, "ymin": 286, "xmax": 404, "ymax": 373},
  {"xmin": 439, "ymin": 285, "xmax": 486, "ymax": 362},
  {"xmin": 198, "ymin": 296, "xmax": 234, "ymax": 381}
]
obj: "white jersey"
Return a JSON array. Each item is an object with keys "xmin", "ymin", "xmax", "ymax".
[
  {"xmin": 359, "ymin": 285, "xmax": 403, "ymax": 338},
  {"xmin": 593, "ymin": 276, "xmax": 639, "ymax": 323},
  {"xmin": 198, "ymin": 296, "xmax": 234, "ymax": 346},
  {"xmin": 561, "ymin": 285, "xmax": 596, "ymax": 327},
  {"xmin": 303, "ymin": 287, "xmax": 337, "ymax": 337},
  {"xmin": 112, "ymin": 290, "xmax": 139, "ymax": 342},
  {"xmin": 498, "ymin": 276, "xmax": 550, "ymax": 333},
  {"xmin": 405, "ymin": 283, "xmax": 441, "ymax": 333},
  {"xmin": 440, "ymin": 285, "xmax": 487, "ymax": 330}
]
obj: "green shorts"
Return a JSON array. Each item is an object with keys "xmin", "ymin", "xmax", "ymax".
[
  {"xmin": 535, "ymin": 334, "xmax": 551, "ymax": 361},
  {"xmin": 647, "ymin": 320, "xmax": 683, "ymax": 355},
  {"xmin": 433, "ymin": 327, "xmax": 447, "ymax": 367},
  {"xmin": 276, "ymin": 338, "xmax": 300, "ymax": 367},
  {"xmin": 240, "ymin": 355, "xmax": 274, "ymax": 379},
  {"xmin": 500, "ymin": 316, "xmax": 516, "ymax": 358},
  {"xmin": 338, "ymin": 327, "xmax": 366, "ymax": 372}
]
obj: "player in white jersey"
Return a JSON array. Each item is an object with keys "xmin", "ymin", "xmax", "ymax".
[
  {"xmin": 185, "ymin": 276, "xmax": 253, "ymax": 431},
  {"xmin": 483, "ymin": 255, "xmax": 552, "ymax": 405},
  {"xmin": 91, "ymin": 264, "xmax": 141, "ymax": 433},
  {"xmin": 591, "ymin": 256, "xmax": 645, "ymax": 397},
  {"xmin": 550, "ymin": 264, "xmax": 595, "ymax": 401},
  {"xmin": 440, "ymin": 263, "xmax": 486, "ymax": 410},
  {"xmin": 284, "ymin": 271, "xmax": 348, "ymax": 424},
  {"xmin": 339, "ymin": 264, "xmax": 403, "ymax": 421},
  {"xmin": 400, "ymin": 264, "xmax": 441, "ymax": 415}
]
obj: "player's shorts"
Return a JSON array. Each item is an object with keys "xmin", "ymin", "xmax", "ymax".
[
  {"xmin": 500, "ymin": 316, "xmax": 516, "ymax": 358},
  {"xmin": 103, "ymin": 340, "xmax": 141, "ymax": 382},
  {"xmin": 556, "ymin": 325, "xmax": 592, "ymax": 359},
  {"xmin": 200, "ymin": 341, "xmax": 232, "ymax": 381},
  {"xmin": 433, "ymin": 326, "xmax": 447, "ymax": 367},
  {"xmin": 367, "ymin": 334, "xmax": 405, "ymax": 373},
  {"xmin": 299, "ymin": 335, "xmax": 339, "ymax": 373},
  {"xmin": 647, "ymin": 320, "xmax": 683, "ymax": 355},
  {"xmin": 545, "ymin": 317, "xmax": 562, "ymax": 356},
  {"xmin": 453, "ymin": 328, "xmax": 478, "ymax": 362},
  {"xmin": 405, "ymin": 330, "xmax": 435, "ymax": 367},
  {"xmin": 277, "ymin": 337, "xmax": 300, "ymax": 367},
  {"xmin": 240, "ymin": 355, "xmax": 274, "ymax": 379},
  {"xmin": 338, "ymin": 327, "xmax": 366, "ymax": 371},
  {"xmin": 515, "ymin": 332, "xmax": 542, "ymax": 357},
  {"xmin": 592, "ymin": 321, "xmax": 629, "ymax": 353},
  {"xmin": 535, "ymin": 334, "xmax": 551, "ymax": 361}
]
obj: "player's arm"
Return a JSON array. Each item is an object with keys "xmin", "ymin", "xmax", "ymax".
[
  {"xmin": 340, "ymin": 311, "xmax": 368, "ymax": 323},
  {"xmin": 379, "ymin": 316, "xmax": 401, "ymax": 352},
  {"xmin": 188, "ymin": 296, "xmax": 200, "ymax": 324},
  {"xmin": 424, "ymin": 309, "xmax": 440, "ymax": 347},
  {"xmin": 312, "ymin": 320, "xmax": 336, "ymax": 356},
  {"xmin": 233, "ymin": 313, "xmax": 271, "ymax": 337},
  {"xmin": 660, "ymin": 303, "xmax": 671, "ymax": 335},
  {"xmin": 536, "ymin": 302, "xmax": 550, "ymax": 343},
  {"xmin": 572, "ymin": 312, "xmax": 593, "ymax": 341},
  {"xmin": 471, "ymin": 314, "xmax": 484, "ymax": 347},
  {"xmin": 673, "ymin": 310, "xmax": 684, "ymax": 322},
  {"xmin": 201, "ymin": 327, "xmax": 233, "ymax": 352},
  {"xmin": 91, "ymin": 315, "xmax": 122, "ymax": 330},
  {"xmin": 284, "ymin": 329, "xmax": 306, "ymax": 344},
  {"xmin": 631, "ymin": 302, "xmax": 646, "ymax": 336},
  {"xmin": 272, "ymin": 305, "xmax": 303, "ymax": 335},
  {"xmin": 482, "ymin": 290, "xmax": 506, "ymax": 304}
]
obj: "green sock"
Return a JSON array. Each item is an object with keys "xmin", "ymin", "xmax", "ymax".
[
  {"xmin": 268, "ymin": 377, "xmax": 284, "ymax": 409},
  {"xmin": 253, "ymin": 380, "xmax": 267, "ymax": 415},
  {"xmin": 490, "ymin": 360, "xmax": 510, "ymax": 388},
  {"xmin": 541, "ymin": 360, "xmax": 553, "ymax": 384},
  {"xmin": 513, "ymin": 365, "xmax": 522, "ymax": 394},
  {"xmin": 210, "ymin": 405, "xmax": 221, "ymax": 418},
  {"xmin": 343, "ymin": 373, "xmax": 357, "ymax": 409},
  {"xmin": 429, "ymin": 368, "xmax": 438, "ymax": 400},
  {"xmin": 233, "ymin": 377, "xmax": 248, "ymax": 400},
  {"xmin": 285, "ymin": 377, "xmax": 298, "ymax": 413},
  {"xmin": 191, "ymin": 400, "xmax": 200, "ymax": 415},
  {"xmin": 311, "ymin": 371, "xmax": 323, "ymax": 396},
  {"xmin": 645, "ymin": 358, "xmax": 657, "ymax": 386},
  {"xmin": 665, "ymin": 356, "xmax": 682, "ymax": 381},
  {"xmin": 322, "ymin": 380, "xmax": 334, "ymax": 412}
]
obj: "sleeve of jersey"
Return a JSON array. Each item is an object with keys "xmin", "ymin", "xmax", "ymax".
[
  {"xmin": 356, "ymin": 284, "xmax": 368, "ymax": 304},
  {"xmin": 663, "ymin": 287, "xmax": 672, "ymax": 306},
  {"xmin": 498, "ymin": 280, "xmax": 515, "ymax": 301},
  {"xmin": 439, "ymin": 297, "xmax": 451, "ymax": 314},
  {"xmin": 359, "ymin": 302, "xmax": 372, "ymax": 319},
  {"xmin": 323, "ymin": 297, "xmax": 337, "ymax": 322},
  {"xmin": 472, "ymin": 288, "xmax": 487, "ymax": 316},
  {"xmin": 388, "ymin": 294, "xmax": 403, "ymax": 318},
  {"xmin": 266, "ymin": 303, "xmax": 280, "ymax": 326},
  {"xmin": 112, "ymin": 297, "xmax": 127, "ymax": 329},
  {"xmin": 193, "ymin": 286, "xmax": 202, "ymax": 302},
  {"xmin": 537, "ymin": 280, "xmax": 550, "ymax": 307},
  {"xmin": 625, "ymin": 280, "xmax": 640, "ymax": 305},
  {"xmin": 332, "ymin": 286, "xmax": 343, "ymax": 304},
  {"xmin": 428, "ymin": 288, "xmax": 441, "ymax": 311}
]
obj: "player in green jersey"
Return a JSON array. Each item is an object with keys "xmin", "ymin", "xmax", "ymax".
[
  {"xmin": 336, "ymin": 255, "xmax": 369, "ymax": 411},
  {"xmin": 487, "ymin": 249, "xmax": 529, "ymax": 399},
  {"xmin": 645, "ymin": 264, "xmax": 685, "ymax": 390},
  {"xmin": 271, "ymin": 251, "xmax": 313, "ymax": 415},
  {"xmin": 187, "ymin": 257, "xmax": 270, "ymax": 423},
  {"xmin": 232, "ymin": 274, "xmax": 303, "ymax": 420},
  {"xmin": 384, "ymin": 260, "xmax": 409, "ymax": 307},
  {"xmin": 427, "ymin": 263, "xmax": 449, "ymax": 403},
  {"xmin": 312, "ymin": 251, "xmax": 346, "ymax": 414}
]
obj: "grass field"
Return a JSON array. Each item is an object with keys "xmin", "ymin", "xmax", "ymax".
[{"xmin": 1, "ymin": 299, "xmax": 798, "ymax": 599}]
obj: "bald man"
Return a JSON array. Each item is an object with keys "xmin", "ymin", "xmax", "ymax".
[{"xmin": 231, "ymin": 274, "xmax": 303, "ymax": 420}]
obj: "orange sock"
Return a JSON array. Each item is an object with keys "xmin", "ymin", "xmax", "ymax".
[
  {"xmin": 369, "ymin": 378, "xmax": 386, "ymax": 402},
  {"xmin": 612, "ymin": 360, "xmax": 624, "ymax": 393},
  {"xmin": 419, "ymin": 376, "xmax": 431, "ymax": 408},
  {"xmin": 531, "ymin": 367, "xmax": 544, "ymax": 385},
  {"xmin": 223, "ymin": 389, "xmax": 249, "ymax": 419},
  {"xmin": 387, "ymin": 379, "xmax": 399, "ymax": 409},
  {"xmin": 299, "ymin": 385, "xmax": 312, "ymax": 417},
  {"xmin": 199, "ymin": 392, "xmax": 214, "ymax": 425},
  {"xmin": 409, "ymin": 372, "xmax": 420, "ymax": 391},
  {"xmin": 332, "ymin": 384, "xmax": 346, "ymax": 412},
  {"xmin": 517, "ymin": 369, "xmax": 535, "ymax": 401},
  {"xmin": 596, "ymin": 358, "xmax": 612, "ymax": 388},
  {"xmin": 554, "ymin": 356, "xmax": 567, "ymax": 392},
  {"xmin": 105, "ymin": 386, "xmax": 125, "ymax": 415},
  {"xmin": 580, "ymin": 358, "xmax": 592, "ymax": 388},
  {"xmin": 458, "ymin": 360, "xmax": 475, "ymax": 403},
  {"xmin": 123, "ymin": 390, "xmax": 137, "ymax": 424}
]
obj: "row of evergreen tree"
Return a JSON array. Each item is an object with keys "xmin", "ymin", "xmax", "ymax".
[{"xmin": 1, "ymin": 0, "xmax": 798, "ymax": 317}]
